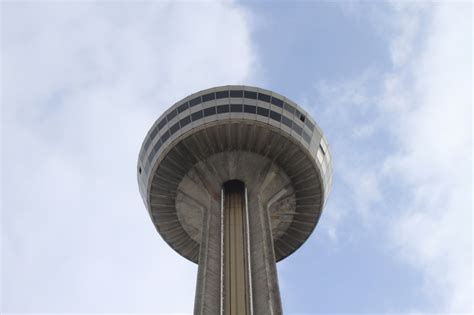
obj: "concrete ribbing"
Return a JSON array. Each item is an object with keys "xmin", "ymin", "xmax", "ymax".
[{"xmin": 137, "ymin": 86, "xmax": 333, "ymax": 314}]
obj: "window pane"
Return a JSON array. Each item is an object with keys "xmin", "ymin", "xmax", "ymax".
[
  {"xmin": 190, "ymin": 96, "xmax": 202, "ymax": 107},
  {"xmin": 281, "ymin": 115, "xmax": 292, "ymax": 128},
  {"xmin": 170, "ymin": 122, "xmax": 180, "ymax": 135},
  {"xmin": 244, "ymin": 91, "xmax": 257, "ymax": 99},
  {"xmin": 180, "ymin": 116, "xmax": 191, "ymax": 128},
  {"xmin": 177, "ymin": 102, "xmax": 189, "ymax": 113},
  {"xmin": 283, "ymin": 102, "xmax": 295, "ymax": 114},
  {"xmin": 230, "ymin": 90, "xmax": 243, "ymax": 97},
  {"xmin": 244, "ymin": 105, "xmax": 256, "ymax": 113},
  {"xmin": 257, "ymin": 93, "xmax": 271, "ymax": 102},
  {"xmin": 271, "ymin": 97, "xmax": 283, "ymax": 108},
  {"xmin": 216, "ymin": 91, "xmax": 229, "ymax": 99},
  {"xmin": 230, "ymin": 104, "xmax": 243, "ymax": 112},
  {"xmin": 257, "ymin": 107, "xmax": 269, "ymax": 117},
  {"xmin": 217, "ymin": 104, "xmax": 230, "ymax": 113},
  {"xmin": 204, "ymin": 106, "xmax": 216, "ymax": 116},
  {"xmin": 269, "ymin": 110, "xmax": 282, "ymax": 122},
  {"xmin": 191, "ymin": 110, "xmax": 203, "ymax": 121},
  {"xmin": 202, "ymin": 92, "xmax": 215, "ymax": 102},
  {"xmin": 167, "ymin": 109, "xmax": 177, "ymax": 122}
]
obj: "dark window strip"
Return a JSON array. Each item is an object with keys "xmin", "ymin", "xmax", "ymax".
[
  {"xmin": 160, "ymin": 130, "xmax": 171, "ymax": 143},
  {"xmin": 244, "ymin": 105, "xmax": 256, "ymax": 114},
  {"xmin": 292, "ymin": 122, "xmax": 303, "ymax": 135},
  {"xmin": 230, "ymin": 90, "xmax": 243, "ymax": 97},
  {"xmin": 257, "ymin": 107, "xmax": 269, "ymax": 117},
  {"xmin": 283, "ymin": 102, "xmax": 295, "ymax": 114},
  {"xmin": 170, "ymin": 122, "xmax": 180, "ymax": 135},
  {"xmin": 149, "ymin": 128, "xmax": 158, "ymax": 142},
  {"xmin": 190, "ymin": 96, "xmax": 202, "ymax": 107},
  {"xmin": 157, "ymin": 118, "xmax": 167, "ymax": 130},
  {"xmin": 244, "ymin": 91, "xmax": 257, "ymax": 99},
  {"xmin": 177, "ymin": 102, "xmax": 189, "ymax": 113},
  {"xmin": 216, "ymin": 90, "xmax": 229, "ymax": 99},
  {"xmin": 144, "ymin": 137, "xmax": 152, "ymax": 152},
  {"xmin": 269, "ymin": 110, "xmax": 281, "ymax": 122},
  {"xmin": 258, "ymin": 93, "xmax": 271, "ymax": 102},
  {"xmin": 271, "ymin": 97, "xmax": 283, "ymax": 108},
  {"xmin": 166, "ymin": 109, "xmax": 177, "ymax": 122},
  {"xmin": 180, "ymin": 116, "xmax": 191, "ymax": 128},
  {"xmin": 146, "ymin": 101, "xmax": 314, "ymax": 163},
  {"xmin": 152, "ymin": 139, "xmax": 162, "ymax": 155},
  {"xmin": 202, "ymin": 92, "xmax": 215, "ymax": 102},
  {"xmin": 305, "ymin": 119, "xmax": 315, "ymax": 132},
  {"xmin": 204, "ymin": 106, "xmax": 216, "ymax": 116},
  {"xmin": 191, "ymin": 110, "xmax": 203, "ymax": 121},
  {"xmin": 217, "ymin": 104, "xmax": 230, "ymax": 113},
  {"xmin": 302, "ymin": 131, "xmax": 311, "ymax": 143},
  {"xmin": 281, "ymin": 115, "xmax": 292, "ymax": 128},
  {"xmin": 230, "ymin": 104, "xmax": 243, "ymax": 112}
]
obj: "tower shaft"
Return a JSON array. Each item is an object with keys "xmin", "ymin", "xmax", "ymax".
[{"xmin": 194, "ymin": 180, "xmax": 282, "ymax": 315}]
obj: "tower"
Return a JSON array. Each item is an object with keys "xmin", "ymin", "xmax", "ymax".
[{"xmin": 137, "ymin": 86, "xmax": 332, "ymax": 314}]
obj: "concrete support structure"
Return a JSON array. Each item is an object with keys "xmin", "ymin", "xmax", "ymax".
[{"xmin": 137, "ymin": 86, "xmax": 332, "ymax": 314}]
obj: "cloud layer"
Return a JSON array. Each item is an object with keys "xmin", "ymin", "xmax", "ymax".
[
  {"xmin": 2, "ymin": 2, "xmax": 255, "ymax": 312},
  {"xmin": 313, "ymin": 3, "xmax": 472, "ymax": 312}
]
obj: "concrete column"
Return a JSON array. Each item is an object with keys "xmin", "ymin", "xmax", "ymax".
[{"xmin": 194, "ymin": 180, "xmax": 282, "ymax": 315}]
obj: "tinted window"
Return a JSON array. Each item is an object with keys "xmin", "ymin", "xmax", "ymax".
[
  {"xmin": 283, "ymin": 102, "xmax": 295, "ymax": 114},
  {"xmin": 302, "ymin": 131, "xmax": 311, "ymax": 143},
  {"xmin": 216, "ymin": 90, "xmax": 229, "ymax": 99},
  {"xmin": 202, "ymin": 93, "xmax": 215, "ymax": 102},
  {"xmin": 217, "ymin": 104, "xmax": 230, "ymax": 113},
  {"xmin": 295, "ymin": 109, "xmax": 301, "ymax": 118},
  {"xmin": 204, "ymin": 106, "xmax": 216, "ymax": 116},
  {"xmin": 161, "ymin": 130, "xmax": 171, "ymax": 143},
  {"xmin": 190, "ymin": 96, "xmax": 202, "ymax": 107},
  {"xmin": 167, "ymin": 109, "xmax": 177, "ymax": 122},
  {"xmin": 269, "ymin": 110, "xmax": 282, "ymax": 122},
  {"xmin": 150, "ymin": 128, "xmax": 158, "ymax": 141},
  {"xmin": 153, "ymin": 139, "xmax": 162, "ymax": 154},
  {"xmin": 170, "ymin": 122, "xmax": 180, "ymax": 135},
  {"xmin": 177, "ymin": 102, "xmax": 189, "ymax": 113},
  {"xmin": 191, "ymin": 110, "xmax": 203, "ymax": 121},
  {"xmin": 144, "ymin": 137, "xmax": 152, "ymax": 152},
  {"xmin": 244, "ymin": 105, "xmax": 256, "ymax": 113},
  {"xmin": 271, "ymin": 97, "xmax": 283, "ymax": 108},
  {"xmin": 282, "ymin": 115, "xmax": 292, "ymax": 128},
  {"xmin": 157, "ymin": 118, "xmax": 167, "ymax": 130},
  {"xmin": 305, "ymin": 119, "xmax": 315, "ymax": 131},
  {"xmin": 258, "ymin": 93, "xmax": 271, "ymax": 102},
  {"xmin": 257, "ymin": 107, "xmax": 269, "ymax": 117},
  {"xmin": 230, "ymin": 104, "xmax": 243, "ymax": 112},
  {"xmin": 180, "ymin": 116, "xmax": 191, "ymax": 128},
  {"xmin": 230, "ymin": 90, "xmax": 243, "ymax": 97},
  {"xmin": 292, "ymin": 122, "xmax": 303, "ymax": 135},
  {"xmin": 244, "ymin": 91, "xmax": 257, "ymax": 99}
]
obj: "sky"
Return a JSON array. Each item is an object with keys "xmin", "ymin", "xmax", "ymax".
[{"xmin": 1, "ymin": 1, "xmax": 472, "ymax": 314}]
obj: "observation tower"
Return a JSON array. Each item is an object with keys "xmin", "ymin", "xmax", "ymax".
[{"xmin": 137, "ymin": 85, "xmax": 332, "ymax": 314}]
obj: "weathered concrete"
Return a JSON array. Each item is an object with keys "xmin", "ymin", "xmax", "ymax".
[{"xmin": 137, "ymin": 86, "xmax": 333, "ymax": 314}]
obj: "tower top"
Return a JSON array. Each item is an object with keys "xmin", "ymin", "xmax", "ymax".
[{"xmin": 137, "ymin": 85, "xmax": 332, "ymax": 263}]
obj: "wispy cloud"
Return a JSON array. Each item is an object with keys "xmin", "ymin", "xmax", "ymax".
[
  {"xmin": 310, "ymin": 2, "xmax": 472, "ymax": 312},
  {"xmin": 1, "ymin": 2, "xmax": 256, "ymax": 312}
]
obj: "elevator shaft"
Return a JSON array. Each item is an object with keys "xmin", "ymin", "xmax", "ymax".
[{"xmin": 223, "ymin": 181, "xmax": 251, "ymax": 315}]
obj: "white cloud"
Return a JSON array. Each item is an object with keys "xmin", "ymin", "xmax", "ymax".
[
  {"xmin": 312, "ymin": 2, "xmax": 472, "ymax": 312},
  {"xmin": 1, "ymin": 1, "xmax": 256, "ymax": 313},
  {"xmin": 385, "ymin": 3, "xmax": 472, "ymax": 312}
]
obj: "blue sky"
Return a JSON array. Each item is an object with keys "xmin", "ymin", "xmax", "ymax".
[{"xmin": 1, "ymin": 1, "xmax": 472, "ymax": 314}]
